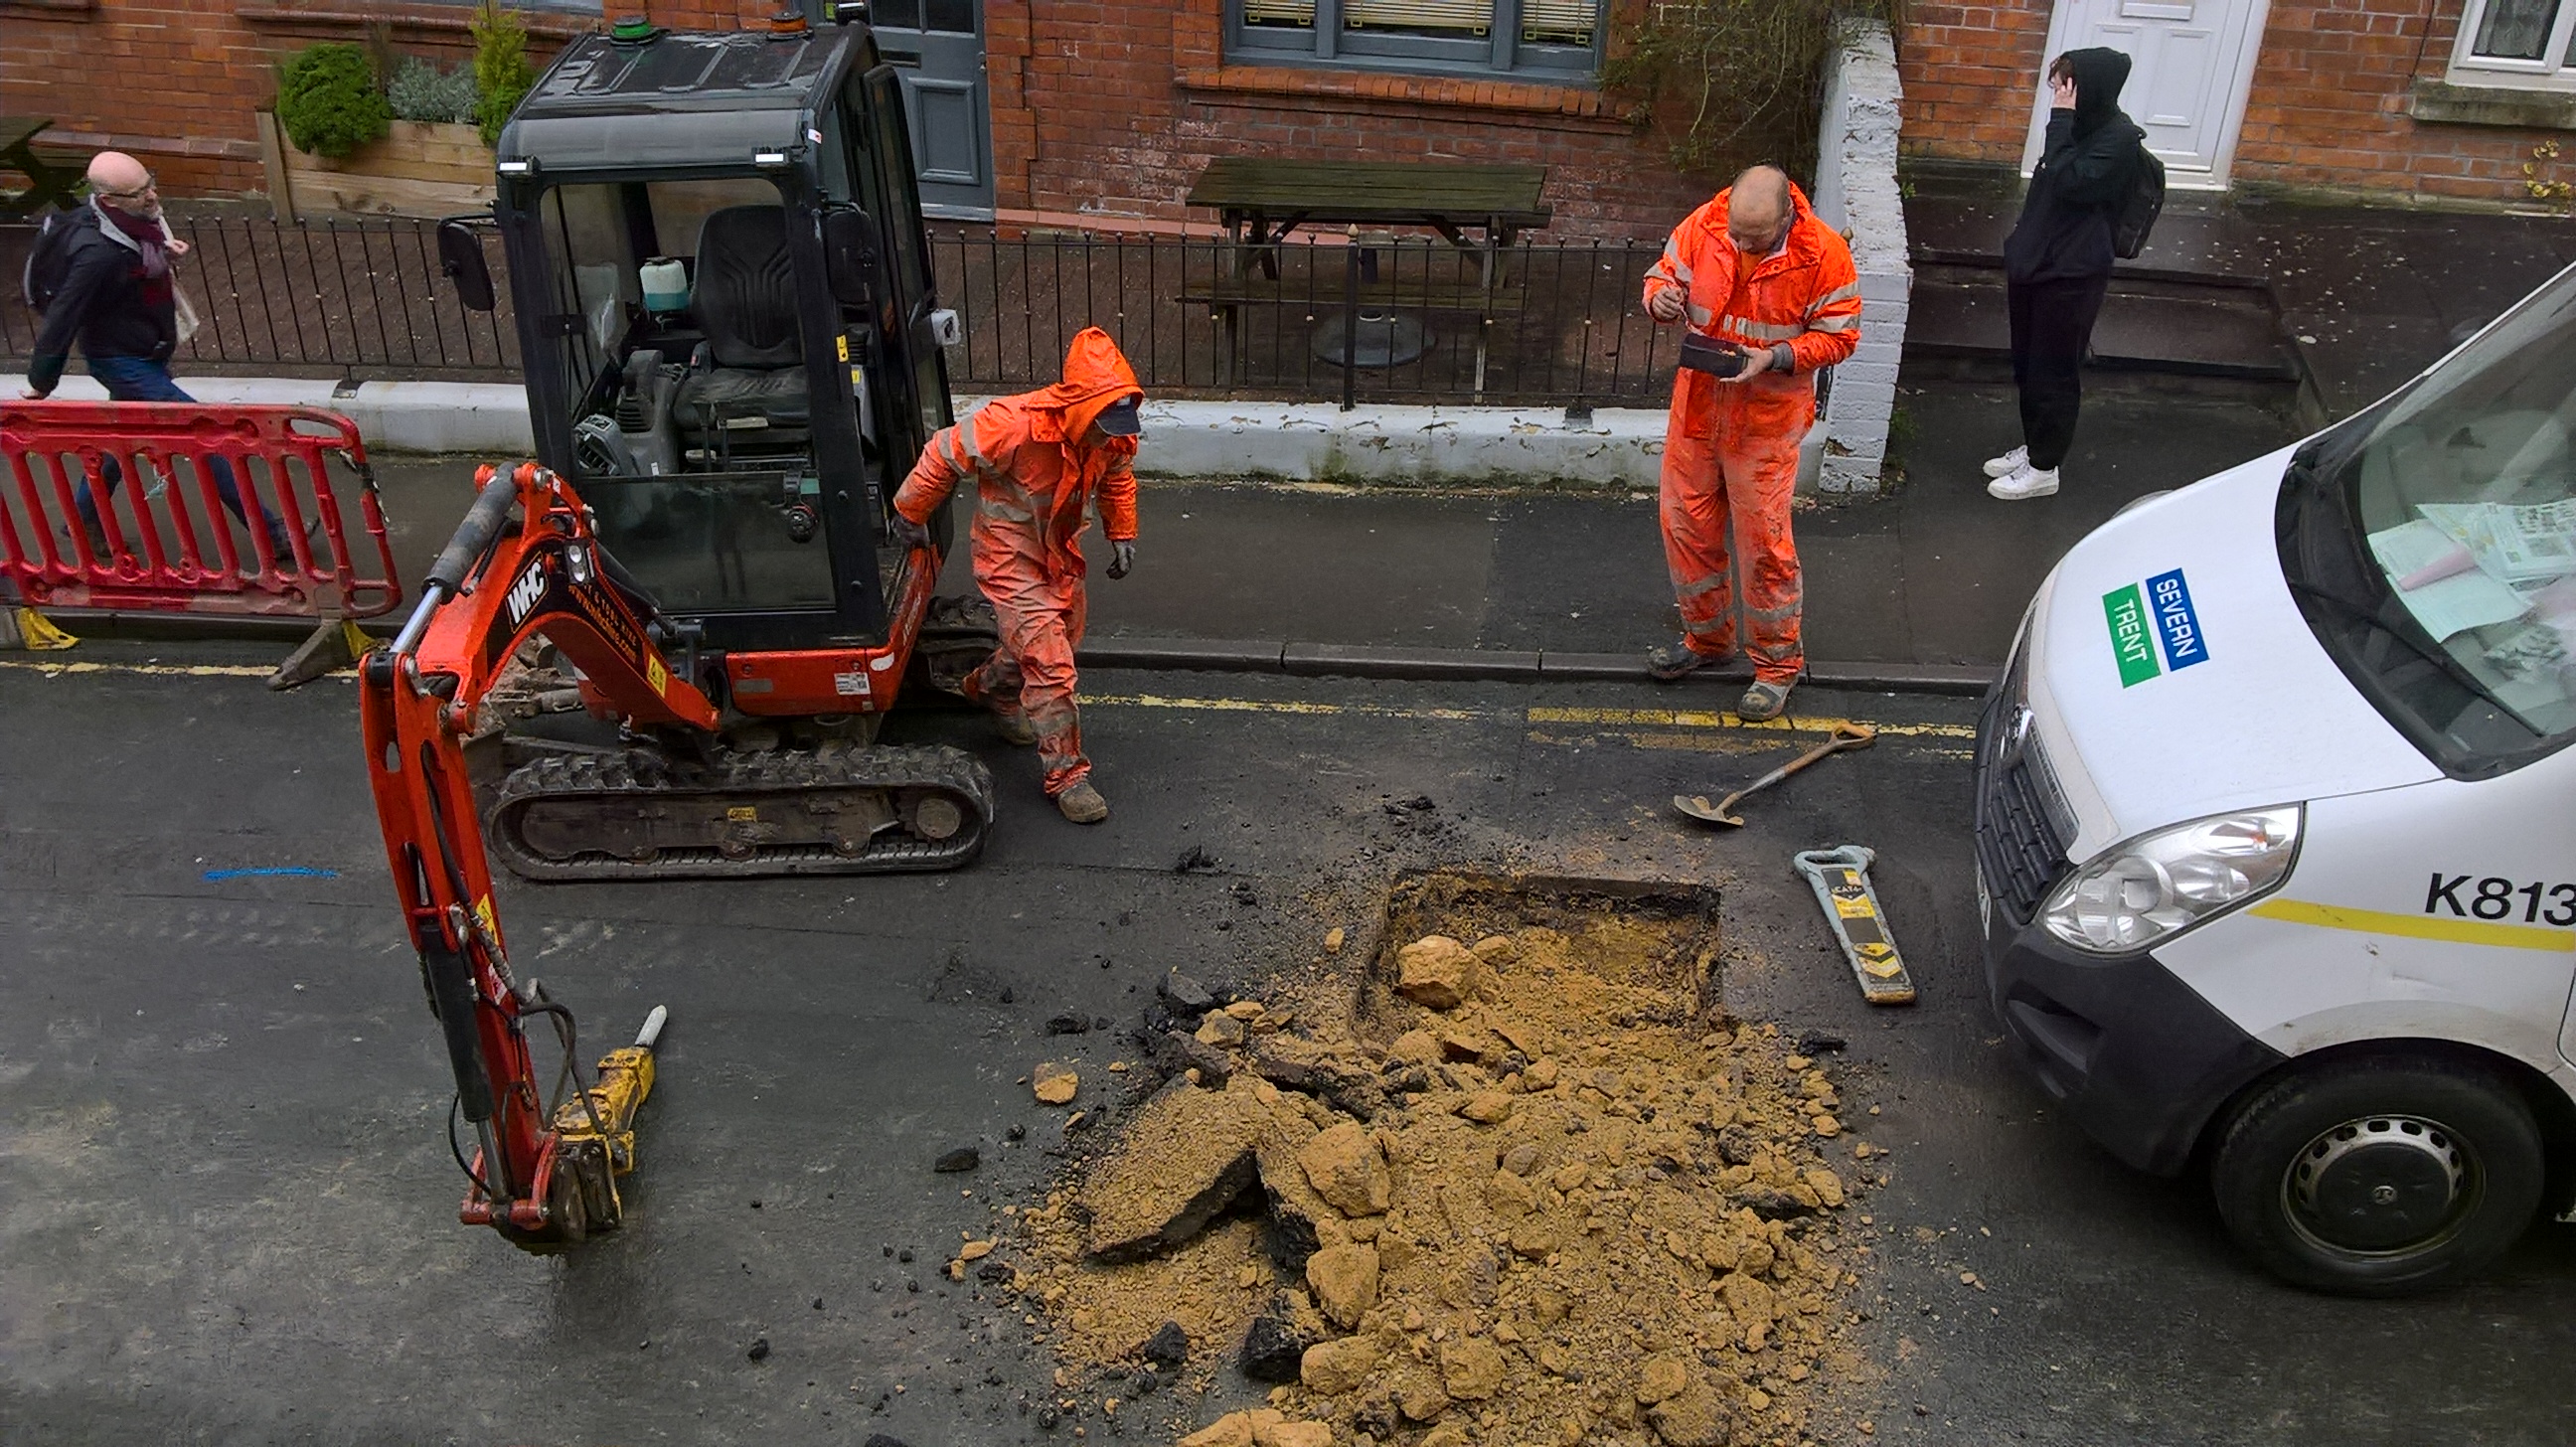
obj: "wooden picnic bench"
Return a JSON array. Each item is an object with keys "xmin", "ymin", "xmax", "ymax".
[
  {"xmin": 1182, "ymin": 158, "xmax": 1551, "ymax": 395},
  {"xmin": 0, "ymin": 117, "xmax": 85, "ymax": 220}
]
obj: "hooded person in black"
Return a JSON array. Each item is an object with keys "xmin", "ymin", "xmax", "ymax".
[{"xmin": 1987, "ymin": 48, "xmax": 2146, "ymax": 500}]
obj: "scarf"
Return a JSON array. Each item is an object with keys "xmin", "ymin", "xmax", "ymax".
[{"xmin": 93, "ymin": 199, "xmax": 175, "ymax": 309}]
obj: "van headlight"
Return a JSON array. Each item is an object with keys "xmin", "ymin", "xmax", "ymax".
[{"xmin": 2041, "ymin": 806, "xmax": 2302, "ymax": 955}]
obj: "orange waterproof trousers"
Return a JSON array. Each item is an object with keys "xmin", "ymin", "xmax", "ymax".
[
  {"xmin": 1660, "ymin": 422, "xmax": 1805, "ymax": 685},
  {"xmin": 959, "ymin": 563, "xmax": 1090, "ymax": 795}
]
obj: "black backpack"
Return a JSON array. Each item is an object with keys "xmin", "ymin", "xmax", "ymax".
[
  {"xmin": 2112, "ymin": 141, "xmax": 2165, "ymax": 260},
  {"xmin": 20, "ymin": 205, "xmax": 95, "ymax": 316}
]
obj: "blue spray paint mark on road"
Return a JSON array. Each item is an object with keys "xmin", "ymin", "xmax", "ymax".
[{"xmin": 203, "ymin": 867, "xmax": 341, "ymax": 881}]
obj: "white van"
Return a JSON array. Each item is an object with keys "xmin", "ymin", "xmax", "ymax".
[{"xmin": 1976, "ymin": 262, "xmax": 2576, "ymax": 1296}]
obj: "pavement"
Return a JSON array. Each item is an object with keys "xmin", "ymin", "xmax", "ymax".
[
  {"xmin": 1904, "ymin": 189, "xmax": 2576, "ymax": 423},
  {"xmin": 69, "ymin": 371, "xmax": 2287, "ymax": 682},
  {"xmin": 6, "ymin": 644, "xmax": 2573, "ymax": 1445}
]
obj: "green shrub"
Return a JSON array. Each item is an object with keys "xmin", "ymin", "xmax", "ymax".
[
  {"xmin": 388, "ymin": 56, "xmax": 479, "ymax": 124},
  {"xmin": 472, "ymin": 0, "xmax": 536, "ymax": 149},
  {"xmin": 1603, "ymin": 2, "xmax": 1904, "ymax": 186},
  {"xmin": 276, "ymin": 43, "xmax": 393, "ymax": 159}
]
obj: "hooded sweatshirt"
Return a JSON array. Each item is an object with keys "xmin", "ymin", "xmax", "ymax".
[
  {"xmin": 893, "ymin": 326, "xmax": 1141, "ymax": 582},
  {"xmin": 2003, "ymin": 48, "xmax": 2145, "ymax": 286}
]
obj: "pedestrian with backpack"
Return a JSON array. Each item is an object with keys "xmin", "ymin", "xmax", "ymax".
[
  {"xmin": 19, "ymin": 151, "xmax": 294, "ymax": 562},
  {"xmin": 1985, "ymin": 49, "xmax": 2154, "ymax": 502}
]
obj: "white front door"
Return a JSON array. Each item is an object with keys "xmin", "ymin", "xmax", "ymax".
[{"xmin": 2021, "ymin": 0, "xmax": 2274, "ymax": 189}]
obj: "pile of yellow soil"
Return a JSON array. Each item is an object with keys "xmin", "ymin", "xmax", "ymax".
[{"xmin": 999, "ymin": 888, "xmax": 1872, "ymax": 1447}]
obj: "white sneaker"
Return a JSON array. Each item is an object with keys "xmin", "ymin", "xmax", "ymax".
[
  {"xmin": 1982, "ymin": 445, "xmax": 2028, "ymax": 479},
  {"xmin": 1988, "ymin": 464, "xmax": 2059, "ymax": 501}
]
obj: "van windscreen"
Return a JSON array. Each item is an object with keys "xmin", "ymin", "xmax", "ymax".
[{"xmin": 2282, "ymin": 263, "xmax": 2576, "ymax": 778}]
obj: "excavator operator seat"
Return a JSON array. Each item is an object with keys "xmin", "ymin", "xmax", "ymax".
[{"xmin": 672, "ymin": 204, "xmax": 813, "ymax": 451}]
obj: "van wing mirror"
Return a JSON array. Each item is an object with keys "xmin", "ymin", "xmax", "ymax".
[
  {"xmin": 436, "ymin": 220, "xmax": 497, "ymax": 313},
  {"xmin": 822, "ymin": 207, "xmax": 882, "ymax": 309}
]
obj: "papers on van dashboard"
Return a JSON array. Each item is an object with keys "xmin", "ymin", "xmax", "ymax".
[
  {"xmin": 2417, "ymin": 501, "xmax": 2576, "ymax": 583},
  {"xmin": 2369, "ymin": 517, "xmax": 2531, "ymax": 640}
]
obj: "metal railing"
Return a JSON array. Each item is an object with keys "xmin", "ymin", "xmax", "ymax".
[
  {"xmin": 0, "ymin": 214, "xmax": 520, "ymax": 381},
  {"xmin": 4, "ymin": 217, "xmax": 1685, "ymax": 407}
]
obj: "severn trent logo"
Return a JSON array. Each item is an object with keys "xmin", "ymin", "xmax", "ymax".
[{"xmin": 2103, "ymin": 568, "xmax": 2209, "ymax": 687}]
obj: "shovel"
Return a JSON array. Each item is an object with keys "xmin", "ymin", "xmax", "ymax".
[{"xmin": 1674, "ymin": 722, "xmax": 1876, "ymax": 827}]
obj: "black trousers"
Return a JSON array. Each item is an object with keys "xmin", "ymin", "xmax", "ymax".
[{"xmin": 2007, "ymin": 274, "xmax": 2111, "ymax": 472}]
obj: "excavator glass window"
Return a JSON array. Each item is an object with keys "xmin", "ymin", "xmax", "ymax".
[{"xmin": 532, "ymin": 175, "xmax": 841, "ymax": 616}]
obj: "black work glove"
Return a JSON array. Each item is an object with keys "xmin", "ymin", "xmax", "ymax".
[
  {"xmin": 1106, "ymin": 539, "xmax": 1135, "ymax": 579},
  {"xmin": 890, "ymin": 511, "xmax": 932, "ymax": 552}
]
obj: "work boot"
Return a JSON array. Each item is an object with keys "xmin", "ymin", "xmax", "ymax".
[
  {"xmin": 1982, "ymin": 444, "xmax": 2028, "ymax": 479},
  {"xmin": 1054, "ymin": 780, "xmax": 1109, "ymax": 825},
  {"xmin": 991, "ymin": 704, "xmax": 1039, "ymax": 746},
  {"xmin": 1737, "ymin": 680, "xmax": 1793, "ymax": 723},
  {"xmin": 1988, "ymin": 463, "xmax": 2059, "ymax": 501},
  {"xmin": 1646, "ymin": 638, "xmax": 1732, "ymax": 682}
]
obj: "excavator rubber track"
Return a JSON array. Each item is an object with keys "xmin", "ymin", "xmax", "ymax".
[{"xmin": 488, "ymin": 742, "xmax": 996, "ymax": 881}]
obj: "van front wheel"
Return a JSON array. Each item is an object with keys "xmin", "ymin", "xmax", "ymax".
[{"xmin": 2210, "ymin": 1054, "xmax": 2543, "ymax": 1296}]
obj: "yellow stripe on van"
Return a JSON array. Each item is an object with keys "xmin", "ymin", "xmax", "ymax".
[{"xmin": 2246, "ymin": 898, "xmax": 2576, "ymax": 953}]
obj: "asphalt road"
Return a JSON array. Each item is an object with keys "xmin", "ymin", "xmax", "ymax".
[{"xmin": 3, "ymin": 645, "xmax": 2570, "ymax": 1445}]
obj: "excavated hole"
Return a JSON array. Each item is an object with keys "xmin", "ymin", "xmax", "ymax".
[{"xmin": 1010, "ymin": 870, "xmax": 1875, "ymax": 1447}]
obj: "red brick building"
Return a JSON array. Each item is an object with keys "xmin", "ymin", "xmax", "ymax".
[
  {"xmin": 2, "ymin": 0, "xmax": 1714, "ymax": 240},
  {"xmin": 1901, "ymin": 0, "xmax": 2576, "ymax": 205}
]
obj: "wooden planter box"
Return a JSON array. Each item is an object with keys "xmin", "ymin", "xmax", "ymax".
[{"xmin": 261, "ymin": 114, "xmax": 495, "ymax": 221}]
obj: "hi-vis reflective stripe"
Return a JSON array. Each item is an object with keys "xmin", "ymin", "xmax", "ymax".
[
  {"xmin": 2246, "ymin": 898, "xmax": 2576, "ymax": 953},
  {"xmin": 1810, "ymin": 312, "xmax": 1860, "ymax": 333},
  {"xmin": 1723, "ymin": 316, "xmax": 1806, "ymax": 342},
  {"xmin": 1660, "ymin": 241, "xmax": 1692, "ymax": 285},
  {"xmin": 1807, "ymin": 280, "xmax": 1861, "ymax": 312}
]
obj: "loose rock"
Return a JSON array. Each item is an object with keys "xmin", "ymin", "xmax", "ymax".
[
  {"xmin": 1238, "ymin": 1291, "xmax": 1329, "ymax": 1382},
  {"xmin": 1081, "ymin": 1082, "xmax": 1269, "ymax": 1262},
  {"xmin": 1033, "ymin": 1063, "xmax": 1079, "ymax": 1106},
  {"xmin": 1300, "ymin": 1335, "xmax": 1382, "ymax": 1395},
  {"xmin": 1395, "ymin": 935, "xmax": 1482, "ymax": 1010},
  {"xmin": 1160, "ymin": 970, "xmax": 1218, "ymax": 1017},
  {"xmin": 933, "ymin": 1147, "xmax": 980, "ymax": 1173},
  {"xmin": 1298, "ymin": 1122, "xmax": 1390, "ymax": 1216},
  {"xmin": 1647, "ymin": 1381, "xmax": 1736, "ymax": 1447},
  {"xmin": 1140, "ymin": 1320, "xmax": 1190, "ymax": 1369},
  {"xmin": 1304, "ymin": 1242, "xmax": 1380, "ymax": 1329},
  {"xmin": 1439, "ymin": 1339, "xmax": 1508, "ymax": 1399}
]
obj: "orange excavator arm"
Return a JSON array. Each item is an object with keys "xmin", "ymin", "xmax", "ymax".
[{"xmin": 359, "ymin": 462, "xmax": 699, "ymax": 1249}]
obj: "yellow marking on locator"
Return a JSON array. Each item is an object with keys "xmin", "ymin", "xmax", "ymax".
[{"xmin": 2248, "ymin": 898, "xmax": 2576, "ymax": 953}]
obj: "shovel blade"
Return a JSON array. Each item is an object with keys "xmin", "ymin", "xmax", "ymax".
[{"xmin": 1673, "ymin": 793, "xmax": 1745, "ymax": 827}]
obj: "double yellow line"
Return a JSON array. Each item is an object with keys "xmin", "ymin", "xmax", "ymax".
[{"xmin": 4, "ymin": 662, "xmax": 1977, "ymax": 751}]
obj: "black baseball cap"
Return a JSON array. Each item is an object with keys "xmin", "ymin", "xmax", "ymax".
[{"xmin": 1095, "ymin": 396, "xmax": 1143, "ymax": 436}]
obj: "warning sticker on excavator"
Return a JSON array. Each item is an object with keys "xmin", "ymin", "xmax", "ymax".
[
  {"xmin": 835, "ymin": 670, "xmax": 868, "ymax": 697},
  {"xmin": 726, "ymin": 806, "xmax": 757, "ymax": 822},
  {"xmin": 647, "ymin": 656, "xmax": 669, "ymax": 696}
]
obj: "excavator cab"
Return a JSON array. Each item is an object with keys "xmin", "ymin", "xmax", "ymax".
[{"xmin": 440, "ymin": 13, "xmax": 955, "ymax": 657}]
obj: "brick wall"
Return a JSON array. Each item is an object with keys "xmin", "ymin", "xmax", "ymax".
[
  {"xmin": 1897, "ymin": 0, "xmax": 2575, "ymax": 206},
  {"xmin": 0, "ymin": 0, "xmax": 598, "ymax": 196},
  {"xmin": 6, "ymin": 0, "xmax": 1717, "ymax": 238},
  {"xmin": 983, "ymin": 1, "xmax": 1707, "ymax": 241}
]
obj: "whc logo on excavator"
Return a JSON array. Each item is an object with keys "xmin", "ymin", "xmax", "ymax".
[{"xmin": 503, "ymin": 555, "xmax": 552, "ymax": 631}]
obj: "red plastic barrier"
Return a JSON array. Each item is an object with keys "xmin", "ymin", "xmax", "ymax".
[{"xmin": 0, "ymin": 401, "xmax": 401, "ymax": 620}]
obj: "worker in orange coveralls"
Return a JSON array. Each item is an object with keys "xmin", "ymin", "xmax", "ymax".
[
  {"xmin": 1641, "ymin": 165, "xmax": 1861, "ymax": 722},
  {"xmin": 891, "ymin": 326, "xmax": 1142, "ymax": 824}
]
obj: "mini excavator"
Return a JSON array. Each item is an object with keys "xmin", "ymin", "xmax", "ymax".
[{"xmin": 361, "ymin": 12, "xmax": 994, "ymax": 1247}]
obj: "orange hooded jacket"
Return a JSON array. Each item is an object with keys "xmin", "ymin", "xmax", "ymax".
[
  {"xmin": 893, "ymin": 327, "xmax": 1142, "ymax": 581},
  {"xmin": 1642, "ymin": 181, "xmax": 1862, "ymax": 441}
]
